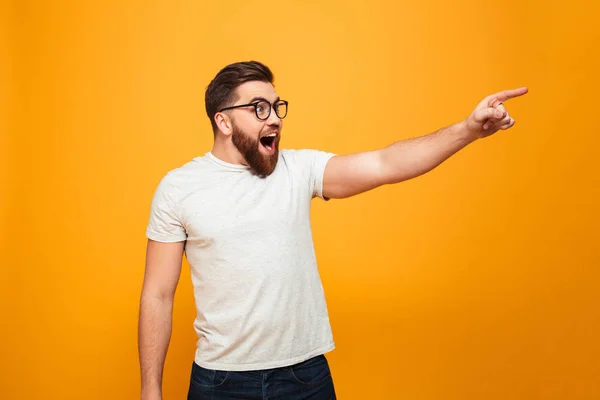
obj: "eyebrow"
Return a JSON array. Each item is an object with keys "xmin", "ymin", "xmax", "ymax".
[{"xmin": 248, "ymin": 96, "xmax": 280, "ymax": 103}]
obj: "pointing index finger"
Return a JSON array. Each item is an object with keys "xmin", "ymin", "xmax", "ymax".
[{"xmin": 491, "ymin": 87, "xmax": 529, "ymax": 107}]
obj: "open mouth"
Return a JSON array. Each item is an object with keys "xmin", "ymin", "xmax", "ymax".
[{"xmin": 259, "ymin": 133, "xmax": 277, "ymax": 152}]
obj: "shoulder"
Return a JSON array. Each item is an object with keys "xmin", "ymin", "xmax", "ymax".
[{"xmin": 153, "ymin": 156, "xmax": 206, "ymax": 198}]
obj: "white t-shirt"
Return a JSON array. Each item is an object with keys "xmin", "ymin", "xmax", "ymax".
[{"xmin": 145, "ymin": 149, "xmax": 337, "ymax": 371}]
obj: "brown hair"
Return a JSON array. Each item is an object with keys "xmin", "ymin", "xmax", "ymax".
[{"xmin": 205, "ymin": 61, "xmax": 274, "ymax": 134}]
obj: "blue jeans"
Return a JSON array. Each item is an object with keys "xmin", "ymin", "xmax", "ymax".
[{"xmin": 187, "ymin": 354, "xmax": 337, "ymax": 399}]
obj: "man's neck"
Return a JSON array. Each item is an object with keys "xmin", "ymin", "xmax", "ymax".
[{"xmin": 211, "ymin": 137, "xmax": 248, "ymax": 166}]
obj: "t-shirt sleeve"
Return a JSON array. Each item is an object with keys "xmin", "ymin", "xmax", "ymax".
[
  {"xmin": 145, "ymin": 176, "xmax": 187, "ymax": 242},
  {"xmin": 294, "ymin": 149, "xmax": 337, "ymax": 200}
]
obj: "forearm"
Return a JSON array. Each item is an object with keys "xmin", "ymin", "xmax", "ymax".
[
  {"xmin": 378, "ymin": 120, "xmax": 475, "ymax": 184},
  {"xmin": 138, "ymin": 293, "xmax": 174, "ymax": 399}
]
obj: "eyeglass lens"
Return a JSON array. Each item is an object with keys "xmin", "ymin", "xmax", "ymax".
[{"xmin": 256, "ymin": 100, "xmax": 287, "ymax": 120}]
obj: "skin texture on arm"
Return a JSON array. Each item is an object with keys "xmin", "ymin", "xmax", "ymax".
[
  {"xmin": 323, "ymin": 122, "xmax": 473, "ymax": 199},
  {"xmin": 138, "ymin": 239, "xmax": 185, "ymax": 400},
  {"xmin": 323, "ymin": 87, "xmax": 528, "ymax": 199}
]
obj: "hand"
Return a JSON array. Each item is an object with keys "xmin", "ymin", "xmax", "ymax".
[{"xmin": 464, "ymin": 87, "xmax": 528, "ymax": 140}]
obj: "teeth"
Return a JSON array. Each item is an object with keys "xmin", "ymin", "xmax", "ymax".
[{"xmin": 266, "ymin": 133, "xmax": 276, "ymax": 137}]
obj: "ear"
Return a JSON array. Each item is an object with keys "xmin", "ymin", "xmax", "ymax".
[{"xmin": 214, "ymin": 112, "xmax": 233, "ymax": 136}]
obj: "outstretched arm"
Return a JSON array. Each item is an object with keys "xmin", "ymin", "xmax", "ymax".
[{"xmin": 323, "ymin": 87, "xmax": 528, "ymax": 199}]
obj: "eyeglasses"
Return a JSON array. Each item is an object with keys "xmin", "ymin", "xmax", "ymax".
[{"xmin": 219, "ymin": 99, "xmax": 288, "ymax": 121}]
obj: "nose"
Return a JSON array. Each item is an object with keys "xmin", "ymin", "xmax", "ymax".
[{"xmin": 265, "ymin": 105, "xmax": 282, "ymax": 128}]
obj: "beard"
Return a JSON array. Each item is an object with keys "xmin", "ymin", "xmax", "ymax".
[{"xmin": 231, "ymin": 124, "xmax": 280, "ymax": 177}]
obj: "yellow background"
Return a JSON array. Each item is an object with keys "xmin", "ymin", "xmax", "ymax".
[{"xmin": 4, "ymin": 0, "xmax": 599, "ymax": 398}]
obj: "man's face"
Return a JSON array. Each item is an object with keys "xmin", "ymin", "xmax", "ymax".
[{"xmin": 227, "ymin": 81, "xmax": 283, "ymax": 177}]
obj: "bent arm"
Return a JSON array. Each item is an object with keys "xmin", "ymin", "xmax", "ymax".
[{"xmin": 138, "ymin": 239, "xmax": 185, "ymax": 400}]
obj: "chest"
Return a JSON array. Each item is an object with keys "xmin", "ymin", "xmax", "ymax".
[{"xmin": 179, "ymin": 171, "xmax": 311, "ymax": 243}]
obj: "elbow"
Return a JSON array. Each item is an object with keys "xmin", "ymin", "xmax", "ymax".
[
  {"xmin": 377, "ymin": 151, "xmax": 406, "ymax": 185},
  {"xmin": 378, "ymin": 154, "xmax": 432, "ymax": 185},
  {"xmin": 140, "ymin": 284, "xmax": 175, "ymax": 306}
]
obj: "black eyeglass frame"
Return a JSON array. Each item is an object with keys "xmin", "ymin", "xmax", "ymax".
[{"xmin": 218, "ymin": 100, "xmax": 289, "ymax": 121}]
